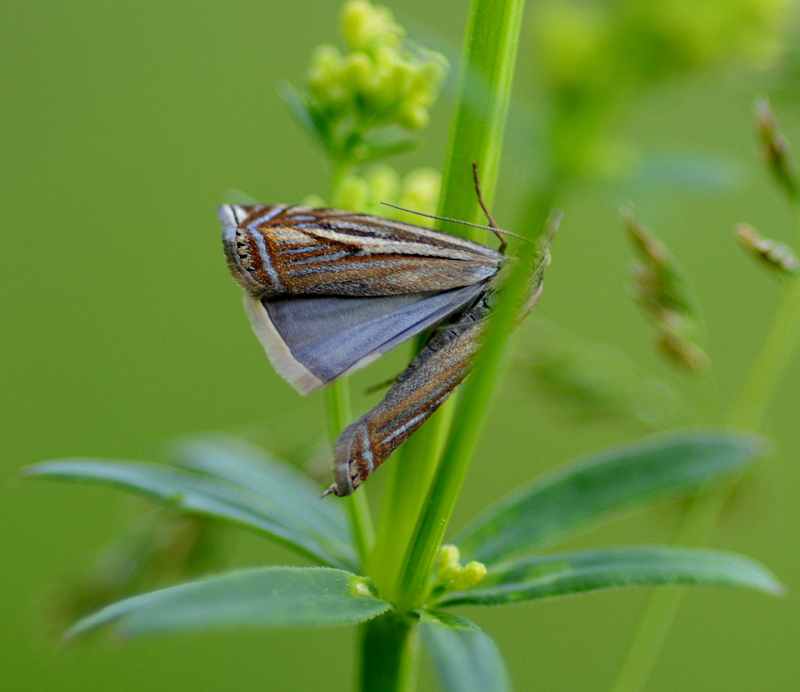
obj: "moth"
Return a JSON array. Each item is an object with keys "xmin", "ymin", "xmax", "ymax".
[{"xmin": 220, "ymin": 186, "xmax": 552, "ymax": 497}]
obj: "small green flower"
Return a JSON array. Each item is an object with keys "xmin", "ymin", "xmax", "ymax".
[{"xmin": 435, "ymin": 544, "xmax": 487, "ymax": 590}]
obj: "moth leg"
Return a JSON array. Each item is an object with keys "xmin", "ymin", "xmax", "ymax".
[
  {"xmin": 364, "ymin": 375, "xmax": 398, "ymax": 395},
  {"xmin": 472, "ymin": 162, "xmax": 506, "ymax": 254}
]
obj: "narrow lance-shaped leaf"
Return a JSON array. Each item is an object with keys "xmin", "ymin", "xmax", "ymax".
[
  {"xmin": 436, "ymin": 547, "xmax": 784, "ymax": 607},
  {"xmin": 24, "ymin": 460, "xmax": 358, "ymax": 571},
  {"xmin": 66, "ymin": 567, "xmax": 392, "ymax": 640},
  {"xmin": 456, "ymin": 430, "xmax": 764, "ymax": 565},
  {"xmin": 418, "ymin": 611, "xmax": 511, "ymax": 692},
  {"xmin": 171, "ymin": 436, "xmax": 351, "ymax": 551}
]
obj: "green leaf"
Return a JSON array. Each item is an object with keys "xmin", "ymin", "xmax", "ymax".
[
  {"xmin": 278, "ymin": 83, "xmax": 331, "ymax": 156},
  {"xmin": 66, "ymin": 567, "xmax": 391, "ymax": 639},
  {"xmin": 24, "ymin": 459, "xmax": 358, "ymax": 571},
  {"xmin": 436, "ymin": 547, "xmax": 784, "ymax": 607},
  {"xmin": 456, "ymin": 430, "xmax": 764, "ymax": 565},
  {"xmin": 172, "ymin": 436, "xmax": 350, "ymax": 551},
  {"xmin": 418, "ymin": 611, "xmax": 510, "ymax": 692}
]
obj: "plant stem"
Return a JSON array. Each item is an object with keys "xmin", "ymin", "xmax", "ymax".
[
  {"xmin": 326, "ymin": 162, "xmax": 374, "ymax": 569},
  {"xmin": 369, "ymin": 0, "xmax": 527, "ymax": 611},
  {"xmin": 398, "ymin": 236, "xmax": 541, "ymax": 609},
  {"xmin": 611, "ymin": 272, "xmax": 800, "ymax": 692},
  {"xmin": 728, "ymin": 274, "xmax": 800, "ymax": 429},
  {"xmin": 359, "ymin": 611, "xmax": 419, "ymax": 692},
  {"xmin": 368, "ymin": 397, "xmax": 457, "ymax": 598}
]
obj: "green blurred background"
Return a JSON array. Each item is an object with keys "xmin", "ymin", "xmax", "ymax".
[{"xmin": 2, "ymin": 0, "xmax": 799, "ymax": 690}]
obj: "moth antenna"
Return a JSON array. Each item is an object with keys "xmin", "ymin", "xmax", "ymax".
[
  {"xmin": 379, "ymin": 203, "xmax": 528, "ymax": 244},
  {"xmin": 472, "ymin": 162, "xmax": 506, "ymax": 253}
]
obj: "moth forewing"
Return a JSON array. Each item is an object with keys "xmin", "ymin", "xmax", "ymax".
[{"xmin": 220, "ymin": 204, "xmax": 503, "ymax": 297}]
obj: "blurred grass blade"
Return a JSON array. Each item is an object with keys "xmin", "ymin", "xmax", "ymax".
[
  {"xmin": 456, "ymin": 430, "xmax": 764, "ymax": 565},
  {"xmin": 172, "ymin": 436, "xmax": 350, "ymax": 546},
  {"xmin": 418, "ymin": 611, "xmax": 510, "ymax": 692},
  {"xmin": 66, "ymin": 567, "xmax": 391, "ymax": 640},
  {"xmin": 24, "ymin": 460, "xmax": 358, "ymax": 571},
  {"xmin": 436, "ymin": 547, "xmax": 784, "ymax": 607}
]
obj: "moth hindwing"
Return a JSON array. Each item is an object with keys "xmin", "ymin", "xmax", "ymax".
[{"xmin": 220, "ymin": 204, "xmax": 504, "ymax": 394}]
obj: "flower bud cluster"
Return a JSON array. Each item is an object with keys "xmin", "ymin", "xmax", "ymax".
[
  {"xmin": 436, "ymin": 544, "xmax": 487, "ymax": 591},
  {"xmin": 305, "ymin": 164, "xmax": 441, "ymax": 221},
  {"xmin": 530, "ymin": 0, "xmax": 790, "ymax": 182},
  {"xmin": 291, "ymin": 0, "xmax": 447, "ymax": 165},
  {"xmin": 623, "ymin": 210, "xmax": 708, "ymax": 372},
  {"xmin": 535, "ymin": 0, "xmax": 789, "ymax": 90}
]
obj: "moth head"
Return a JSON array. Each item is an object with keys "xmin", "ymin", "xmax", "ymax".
[{"xmin": 219, "ymin": 204, "xmax": 267, "ymax": 296}]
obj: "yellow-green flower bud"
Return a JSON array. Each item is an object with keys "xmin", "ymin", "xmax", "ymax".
[
  {"xmin": 341, "ymin": 0, "xmax": 374, "ymax": 51},
  {"xmin": 343, "ymin": 51, "xmax": 373, "ymax": 91},
  {"xmin": 397, "ymin": 167, "xmax": 441, "ymax": 218},
  {"xmin": 454, "ymin": 561, "xmax": 487, "ymax": 590},
  {"xmin": 386, "ymin": 60, "xmax": 415, "ymax": 98},
  {"xmin": 438, "ymin": 544, "xmax": 461, "ymax": 568},
  {"xmin": 336, "ymin": 175, "xmax": 369, "ymax": 211},
  {"xmin": 372, "ymin": 5, "xmax": 398, "ymax": 36},
  {"xmin": 398, "ymin": 103, "xmax": 429, "ymax": 130},
  {"xmin": 341, "ymin": 0, "xmax": 402, "ymax": 52},
  {"xmin": 300, "ymin": 193, "xmax": 328, "ymax": 208},
  {"xmin": 310, "ymin": 44, "xmax": 344, "ymax": 80},
  {"xmin": 409, "ymin": 60, "xmax": 447, "ymax": 104},
  {"xmin": 366, "ymin": 164, "xmax": 400, "ymax": 206},
  {"xmin": 373, "ymin": 44, "xmax": 399, "ymax": 72},
  {"xmin": 438, "ymin": 562, "xmax": 463, "ymax": 586}
]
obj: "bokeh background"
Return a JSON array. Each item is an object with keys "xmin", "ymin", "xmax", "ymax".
[{"xmin": 3, "ymin": 1, "xmax": 800, "ymax": 690}]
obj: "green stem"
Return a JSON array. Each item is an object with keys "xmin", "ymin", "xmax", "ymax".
[
  {"xmin": 611, "ymin": 272, "xmax": 800, "ymax": 692},
  {"xmin": 728, "ymin": 274, "xmax": 800, "ymax": 429},
  {"xmin": 359, "ymin": 612, "xmax": 419, "ymax": 692},
  {"xmin": 398, "ymin": 236, "xmax": 542, "ymax": 609},
  {"xmin": 368, "ymin": 396, "xmax": 457, "ymax": 598},
  {"xmin": 369, "ymin": 0, "xmax": 527, "ymax": 610}
]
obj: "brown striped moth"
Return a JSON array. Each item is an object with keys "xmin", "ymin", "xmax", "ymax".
[{"xmin": 220, "ymin": 190, "xmax": 553, "ymax": 496}]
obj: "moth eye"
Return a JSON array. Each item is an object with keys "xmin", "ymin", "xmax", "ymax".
[{"xmin": 234, "ymin": 231, "xmax": 255, "ymax": 271}]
